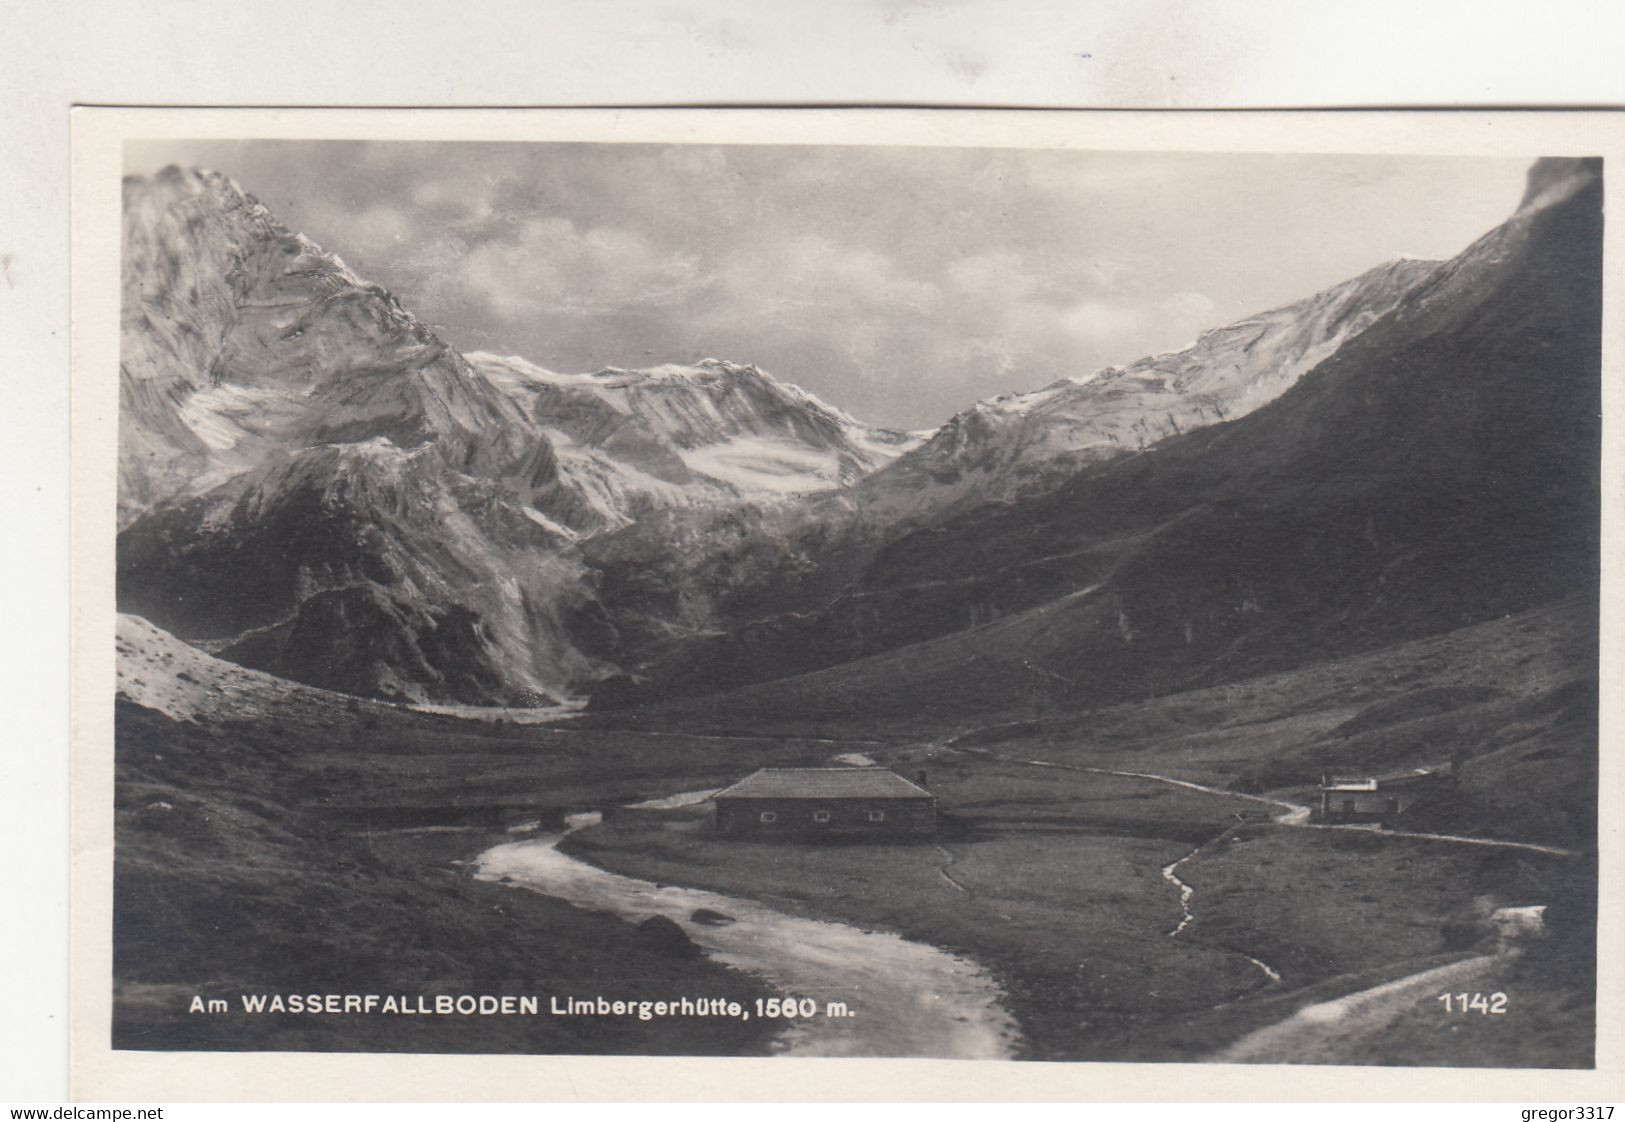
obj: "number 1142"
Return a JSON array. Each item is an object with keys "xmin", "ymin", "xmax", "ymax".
[{"xmin": 1438, "ymin": 992, "xmax": 1508, "ymax": 1015}]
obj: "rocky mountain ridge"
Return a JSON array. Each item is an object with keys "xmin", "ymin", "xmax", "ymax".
[
  {"xmin": 467, "ymin": 351, "xmax": 922, "ymax": 534},
  {"xmin": 856, "ymin": 257, "xmax": 1441, "ymax": 516},
  {"xmin": 574, "ymin": 256, "xmax": 1456, "ymax": 684},
  {"xmin": 116, "ymin": 167, "xmax": 918, "ymax": 703},
  {"xmin": 118, "ymin": 158, "xmax": 1600, "ymax": 715},
  {"xmin": 596, "ymin": 157, "xmax": 1603, "ymax": 712}
]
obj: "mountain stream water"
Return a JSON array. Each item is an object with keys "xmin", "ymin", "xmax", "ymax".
[{"xmin": 476, "ymin": 797, "xmax": 1018, "ymax": 1059}]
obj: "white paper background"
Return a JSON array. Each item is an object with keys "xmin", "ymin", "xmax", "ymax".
[{"xmin": 7, "ymin": 0, "xmax": 1625, "ymax": 1104}]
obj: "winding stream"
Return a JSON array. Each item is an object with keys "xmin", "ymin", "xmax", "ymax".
[
  {"xmin": 476, "ymin": 804, "xmax": 1019, "ymax": 1059},
  {"xmin": 1160, "ymin": 847, "xmax": 1200, "ymax": 937},
  {"xmin": 1160, "ymin": 835, "xmax": 1283, "ymax": 984},
  {"xmin": 473, "ymin": 747, "xmax": 1563, "ymax": 1060},
  {"xmin": 945, "ymin": 744, "xmax": 1567, "ymax": 996}
]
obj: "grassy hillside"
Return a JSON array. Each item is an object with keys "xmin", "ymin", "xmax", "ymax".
[
  {"xmin": 112, "ymin": 593, "xmax": 1594, "ymax": 1062},
  {"xmin": 593, "ymin": 596, "xmax": 1595, "ymax": 851},
  {"xmin": 565, "ymin": 752, "xmax": 1592, "ymax": 1063},
  {"xmin": 112, "ymin": 693, "xmax": 865, "ymax": 1054},
  {"xmin": 601, "ymin": 162, "xmax": 1600, "ymax": 723}
]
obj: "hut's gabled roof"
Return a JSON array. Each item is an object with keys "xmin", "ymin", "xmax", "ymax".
[
  {"xmin": 713, "ymin": 767, "xmax": 933, "ymax": 800},
  {"xmin": 1321, "ymin": 767, "xmax": 1444, "ymax": 792}
]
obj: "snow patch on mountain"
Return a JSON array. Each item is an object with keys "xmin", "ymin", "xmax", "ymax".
[
  {"xmin": 677, "ymin": 435, "xmax": 854, "ymax": 494},
  {"xmin": 468, "ymin": 350, "xmax": 924, "ymax": 507},
  {"xmin": 858, "ymin": 256, "xmax": 1443, "ymax": 515},
  {"xmin": 119, "ymin": 166, "xmax": 926, "ymax": 705},
  {"xmin": 521, "ymin": 505, "xmax": 582, "ymax": 542}
]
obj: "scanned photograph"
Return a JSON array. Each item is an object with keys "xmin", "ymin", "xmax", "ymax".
[{"xmin": 109, "ymin": 137, "xmax": 1600, "ymax": 1065}]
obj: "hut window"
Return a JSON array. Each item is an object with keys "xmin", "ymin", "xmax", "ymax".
[
  {"xmin": 812, "ymin": 810, "xmax": 831, "ymax": 823},
  {"xmin": 867, "ymin": 810, "xmax": 886, "ymax": 822},
  {"xmin": 759, "ymin": 811, "xmax": 777, "ymax": 823}
]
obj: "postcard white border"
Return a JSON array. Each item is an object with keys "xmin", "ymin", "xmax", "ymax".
[{"xmin": 71, "ymin": 106, "xmax": 1625, "ymax": 1102}]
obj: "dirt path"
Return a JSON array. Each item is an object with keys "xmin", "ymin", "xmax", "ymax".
[
  {"xmin": 477, "ymin": 818, "xmax": 1018, "ymax": 1059},
  {"xmin": 933, "ymin": 844, "xmax": 969, "ymax": 894},
  {"xmin": 942, "ymin": 746, "xmax": 1309, "ymax": 822},
  {"xmin": 941, "ymin": 744, "xmax": 1570, "ymax": 999},
  {"xmin": 1311, "ymin": 823, "xmax": 1575, "ymax": 857},
  {"xmin": 1211, "ymin": 953, "xmax": 1500, "ymax": 1063},
  {"xmin": 943, "ymin": 746, "xmax": 1575, "ymax": 854}
]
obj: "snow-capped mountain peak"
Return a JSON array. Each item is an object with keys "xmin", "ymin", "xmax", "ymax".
[
  {"xmin": 118, "ymin": 167, "xmax": 924, "ymax": 705},
  {"xmin": 465, "ymin": 350, "xmax": 923, "ymax": 501},
  {"xmin": 856, "ymin": 255, "xmax": 1442, "ymax": 514}
]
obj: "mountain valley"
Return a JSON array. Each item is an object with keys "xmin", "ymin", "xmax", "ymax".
[{"xmin": 108, "ymin": 153, "xmax": 1603, "ymax": 1065}]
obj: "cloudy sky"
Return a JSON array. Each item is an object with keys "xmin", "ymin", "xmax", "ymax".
[{"xmin": 127, "ymin": 140, "xmax": 1530, "ymax": 430}]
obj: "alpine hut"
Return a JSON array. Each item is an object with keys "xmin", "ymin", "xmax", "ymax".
[
  {"xmin": 1315, "ymin": 767, "xmax": 1449, "ymax": 825},
  {"xmin": 712, "ymin": 767, "xmax": 936, "ymax": 840}
]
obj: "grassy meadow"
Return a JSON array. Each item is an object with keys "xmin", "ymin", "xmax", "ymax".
[{"xmin": 112, "ymin": 593, "xmax": 1596, "ymax": 1062}]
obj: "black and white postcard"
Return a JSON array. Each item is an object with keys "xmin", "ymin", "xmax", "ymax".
[{"xmin": 69, "ymin": 108, "xmax": 1623, "ymax": 1101}]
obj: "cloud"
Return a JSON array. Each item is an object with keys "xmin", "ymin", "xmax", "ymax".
[
  {"xmin": 1051, "ymin": 290, "xmax": 1215, "ymax": 350},
  {"xmin": 1159, "ymin": 290, "xmax": 1217, "ymax": 330},
  {"xmin": 136, "ymin": 140, "xmax": 1531, "ymax": 428},
  {"xmin": 659, "ymin": 145, "xmax": 729, "ymax": 178},
  {"xmin": 1057, "ymin": 298, "xmax": 1150, "ymax": 342},
  {"xmin": 396, "ymin": 215, "xmax": 710, "ymax": 323},
  {"xmin": 306, "ymin": 203, "xmax": 416, "ymax": 262},
  {"xmin": 945, "ymin": 250, "xmax": 1034, "ymax": 300},
  {"xmin": 753, "ymin": 236, "xmax": 940, "ymax": 316},
  {"xmin": 409, "ymin": 177, "xmax": 497, "ymax": 226}
]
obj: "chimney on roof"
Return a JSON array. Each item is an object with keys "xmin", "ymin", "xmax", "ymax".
[{"xmin": 917, "ymin": 770, "xmax": 929, "ymax": 790}]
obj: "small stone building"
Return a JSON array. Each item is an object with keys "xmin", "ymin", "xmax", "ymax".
[
  {"xmin": 1316, "ymin": 767, "xmax": 1448, "ymax": 824},
  {"xmin": 712, "ymin": 767, "xmax": 936, "ymax": 840}
]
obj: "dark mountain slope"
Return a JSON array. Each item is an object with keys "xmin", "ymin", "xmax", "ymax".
[
  {"xmin": 116, "ymin": 167, "xmax": 917, "ymax": 704},
  {"xmin": 116, "ymin": 440, "xmax": 609, "ymax": 703},
  {"xmin": 601, "ymin": 157, "xmax": 1601, "ymax": 713},
  {"xmin": 575, "ymin": 258, "xmax": 1444, "ymax": 680}
]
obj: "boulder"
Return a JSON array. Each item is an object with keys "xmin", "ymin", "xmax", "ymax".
[
  {"xmin": 690, "ymin": 907, "xmax": 737, "ymax": 927},
  {"xmin": 637, "ymin": 915, "xmax": 701, "ymax": 958}
]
